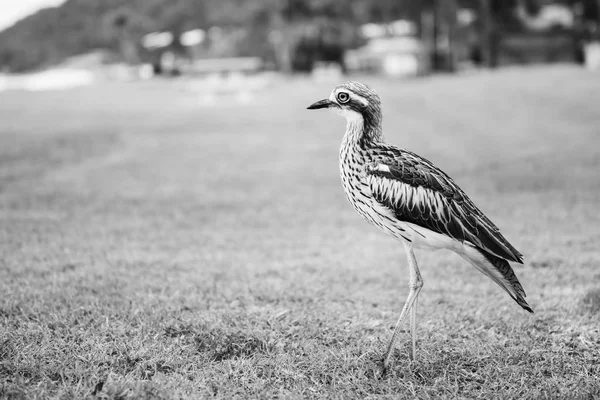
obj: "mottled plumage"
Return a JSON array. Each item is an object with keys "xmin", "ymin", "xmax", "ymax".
[{"xmin": 308, "ymin": 81, "xmax": 533, "ymax": 371}]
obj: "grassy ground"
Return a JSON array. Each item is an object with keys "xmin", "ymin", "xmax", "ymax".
[{"xmin": 1, "ymin": 66, "xmax": 599, "ymax": 399}]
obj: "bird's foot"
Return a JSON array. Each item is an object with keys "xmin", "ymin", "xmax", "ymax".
[
  {"xmin": 379, "ymin": 348, "xmax": 396, "ymax": 379},
  {"xmin": 377, "ymin": 359, "xmax": 389, "ymax": 380}
]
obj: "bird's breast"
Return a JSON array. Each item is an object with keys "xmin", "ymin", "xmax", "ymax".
[
  {"xmin": 339, "ymin": 142, "xmax": 451, "ymax": 246},
  {"xmin": 339, "ymin": 142, "xmax": 370, "ymax": 206},
  {"xmin": 339, "ymin": 143, "xmax": 405, "ymax": 239}
]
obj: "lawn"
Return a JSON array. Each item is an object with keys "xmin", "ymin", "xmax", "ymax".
[{"xmin": 1, "ymin": 66, "xmax": 599, "ymax": 399}]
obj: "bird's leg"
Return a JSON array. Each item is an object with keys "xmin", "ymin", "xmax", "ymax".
[
  {"xmin": 410, "ymin": 295, "xmax": 418, "ymax": 361},
  {"xmin": 382, "ymin": 241, "xmax": 423, "ymax": 371}
]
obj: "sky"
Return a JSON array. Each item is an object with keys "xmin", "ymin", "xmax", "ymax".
[{"xmin": 0, "ymin": 0, "xmax": 67, "ymax": 31}]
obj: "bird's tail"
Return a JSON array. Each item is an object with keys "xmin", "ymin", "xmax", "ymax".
[{"xmin": 459, "ymin": 243, "xmax": 533, "ymax": 313}]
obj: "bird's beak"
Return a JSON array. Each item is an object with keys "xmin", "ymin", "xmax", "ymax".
[{"xmin": 307, "ymin": 99, "xmax": 334, "ymax": 110}]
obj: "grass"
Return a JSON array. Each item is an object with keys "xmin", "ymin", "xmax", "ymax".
[{"xmin": 1, "ymin": 66, "xmax": 599, "ymax": 399}]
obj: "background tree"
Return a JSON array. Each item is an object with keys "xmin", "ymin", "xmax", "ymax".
[{"xmin": 102, "ymin": 5, "xmax": 162, "ymax": 64}]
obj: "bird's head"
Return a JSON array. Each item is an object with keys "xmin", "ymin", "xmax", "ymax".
[{"xmin": 307, "ymin": 81, "xmax": 381, "ymax": 124}]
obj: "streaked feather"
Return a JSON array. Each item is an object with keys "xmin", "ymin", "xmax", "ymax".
[{"xmin": 365, "ymin": 146, "xmax": 523, "ymax": 264}]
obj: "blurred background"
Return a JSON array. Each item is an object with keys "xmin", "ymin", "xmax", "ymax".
[
  {"xmin": 1, "ymin": 1, "xmax": 600, "ymax": 398},
  {"xmin": 1, "ymin": 0, "xmax": 600, "ymax": 87}
]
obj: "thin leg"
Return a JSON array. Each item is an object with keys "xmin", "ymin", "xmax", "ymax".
[
  {"xmin": 383, "ymin": 241, "xmax": 423, "ymax": 371},
  {"xmin": 410, "ymin": 296, "xmax": 418, "ymax": 361}
]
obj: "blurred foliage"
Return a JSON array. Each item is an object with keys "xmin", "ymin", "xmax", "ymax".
[{"xmin": 0, "ymin": 0, "xmax": 419, "ymax": 72}]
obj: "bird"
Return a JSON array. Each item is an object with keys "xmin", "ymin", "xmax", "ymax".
[{"xmin": 307, "ymin": 81, "xmax": 533, "ymax": 372}]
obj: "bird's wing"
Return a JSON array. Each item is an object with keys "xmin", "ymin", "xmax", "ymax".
[{"xmin": 366, "ymin": 147, "xmax": 523, "ymax": 263}]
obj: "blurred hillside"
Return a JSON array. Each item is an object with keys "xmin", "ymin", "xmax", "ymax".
[{"xmin": 0, "ymin": 0, "xmax": 421, "ymax": 72}]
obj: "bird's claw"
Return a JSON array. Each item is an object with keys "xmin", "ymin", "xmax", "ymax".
[{"xmin": 377, "ymin": 362, "xmax": 388, "ymax": 380}]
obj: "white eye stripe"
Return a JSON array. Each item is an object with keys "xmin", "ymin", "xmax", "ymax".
[
  {"xmin": 331, "ymin": 89, "xmax": 369, "ymax": 106},
  {"xmin": 350, "ymin": 93, "xmax": 369, "ymax": 106}
]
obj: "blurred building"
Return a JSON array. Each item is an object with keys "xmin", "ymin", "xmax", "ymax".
[
  {"xmin": 289, "ymin": 0, "xmax": 600, "ymax": 77},
  {"xmin": 345, "ymin": 20, "xmax": 423, "ymax": 77},
  {"xmin": 439, "ymin": 0, "xmax": 600, "ymax": 69},
  {"xmin": 3, "ymin": 0, "xmax": 598, "ymax": 78}
]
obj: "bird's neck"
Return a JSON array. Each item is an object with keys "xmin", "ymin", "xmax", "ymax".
[{"xmin": 342, "ymin": 114, "xmax": 383, "ymax": 149}]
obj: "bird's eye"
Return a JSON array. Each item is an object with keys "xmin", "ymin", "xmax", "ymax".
[{"xmin": 337, "ymin": 92, "xmax": 350, "ymax": 103}]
